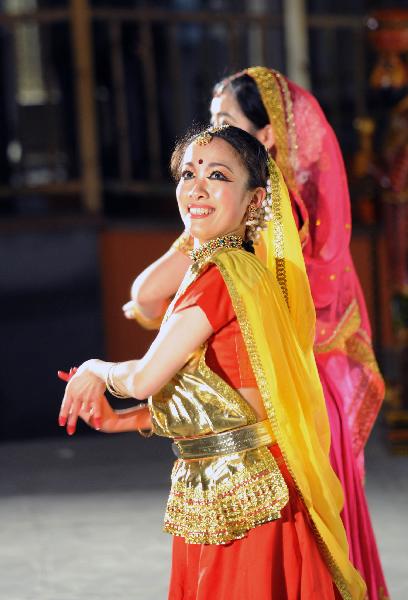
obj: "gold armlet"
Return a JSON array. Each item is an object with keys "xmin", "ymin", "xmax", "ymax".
[
  {"xmin": 171, "ymin": 231, "xmax": 194, "ymax": 256},
  {"xmin": 105, "ymin": 363, "xmax": 129, "ymax": 399}
]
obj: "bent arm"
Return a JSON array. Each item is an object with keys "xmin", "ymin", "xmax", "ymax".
[
  {"xmin": 59, "ymin": 305, "xmax": 214, "ymax": 434},
  {"xmin": 128, "ymin": 246, "xmax": 192, "ymax": 321}
]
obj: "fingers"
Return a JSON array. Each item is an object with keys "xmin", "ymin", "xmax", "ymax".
[
  {"xmin": 59, "ymin": 396, "xmax": 102, "ymax": 434},
  {"xmin": 122, "ymin": 300, "xmax": 136, "ymax": 320},
  {"xmin": 66, "ymin": 404, "xmax": 80, "ymax": 436},
  {"xmin": 91, "ymin": 402, "xmax": 102, "ymax": 431},
  {"xmin": 80, "ymin": 402, "xmax": 101, "ymax": 431},
  {"xmin": 57, "ymin": 366, "xmax": 81, "ymax": 433},
  {"xmin": 58, "ymin": 365, "xmax": 103, "ymax": 435},
  {"xmin": 57, "ymin": 371, "xmax": 70, "ymax": 382},
  {"xmin": 57, "ymin": 367, "xmax": 78, "ymax": 382}
]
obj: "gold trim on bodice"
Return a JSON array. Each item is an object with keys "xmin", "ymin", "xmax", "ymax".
[{"xmin": 171, "ymin": 419, "xmax": 275, "ymax": 459}]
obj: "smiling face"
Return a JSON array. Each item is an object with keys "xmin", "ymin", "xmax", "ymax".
[{"xmin": 176, "ymin": 137, "xmax": 263, "ymax": 244}]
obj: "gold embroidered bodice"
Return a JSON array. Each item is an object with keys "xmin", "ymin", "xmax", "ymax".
[
  {"xmin": 148, "ymin": 346, "xmax": 289, "ymax": 545},
  {"xmin": 149, "ymin": 347, "xmax": 257, "ymax": 438}
]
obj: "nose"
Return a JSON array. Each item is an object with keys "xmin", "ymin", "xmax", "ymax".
[{"xmin": 188, "ymin": 178, "xmax": 208, "ymax": 201}]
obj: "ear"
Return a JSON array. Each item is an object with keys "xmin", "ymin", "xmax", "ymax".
[
  {"xmin": 255, "ymin": 124, "xmax": 275, "ymax": 151},
  {"xmin": 248, "ymin": 186, "xmax": 266, "ymax": 209}
]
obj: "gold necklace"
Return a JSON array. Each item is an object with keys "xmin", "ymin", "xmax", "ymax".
[{"xmin": 189, "ymin": 234, "xmax": 244, "ymax": 264}]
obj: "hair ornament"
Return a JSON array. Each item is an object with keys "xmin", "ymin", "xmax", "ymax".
[{"xmin": 195, "ymin": 123, "xmax": 231, "ymax": 146}]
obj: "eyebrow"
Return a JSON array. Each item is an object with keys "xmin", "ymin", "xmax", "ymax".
[
  {"xmin": 183, "ymin": 161, "xmax": 234, "ymax": 174},
  {"xmin": 213, "ymin": 111, "xmax": 236, "ymax": 122}
]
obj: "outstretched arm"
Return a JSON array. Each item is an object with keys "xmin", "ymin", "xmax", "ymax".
[{"xmin": 58, "ymin": 305, "xmax": 213, "ymax": 435}]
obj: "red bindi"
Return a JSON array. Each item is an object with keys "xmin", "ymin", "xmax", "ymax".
[{"xmin": 198, "ymin": 159, "xmax": 203, "ymax": 164}]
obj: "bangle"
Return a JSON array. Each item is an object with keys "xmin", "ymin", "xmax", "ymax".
[
  {"xmin": 171, "ymin": 231, "xmax": 194, "ymax": 256},
  {"xmin": 137, "ymin": 428, "xmax": 153, "ymax": 438},
  {"xmin": 129, "ymin": 303, "xmax": 163, "ymax": 330},
  {"xmin": 106, "ymin": 363, "xmax": 129, "ymax": 399}
]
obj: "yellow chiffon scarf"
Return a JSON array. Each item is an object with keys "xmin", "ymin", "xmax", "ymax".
[{"xmin": 210, "ymin": 162, "xmax": 366, "ymax": 600}]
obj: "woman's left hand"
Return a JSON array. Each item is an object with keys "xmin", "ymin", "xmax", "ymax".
[
  {"xmin": 58, "ymin": 360, "xmax": 108, "ymax": 435},
  {"xmin": 122, "ymin": 299, "xmax": 138, "ymax": 320}
]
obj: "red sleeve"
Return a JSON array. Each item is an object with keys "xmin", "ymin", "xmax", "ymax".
[{"xmin": 173, "ymin": 264, "xmax": 234, "ymax": 332}]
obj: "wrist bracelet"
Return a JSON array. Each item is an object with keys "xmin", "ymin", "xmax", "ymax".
[{"xmin": 106, "ymin": 363, "xmax": 129, "ymax": 399}]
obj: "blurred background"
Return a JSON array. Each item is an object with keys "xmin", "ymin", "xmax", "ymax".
[{"xmin": 0, "ymin": 0, "xmax": 407, "ymax": 598}]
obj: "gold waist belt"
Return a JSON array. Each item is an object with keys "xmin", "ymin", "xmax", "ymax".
[{"xmin": 172, "ymin": 420, "xmax": 275, "ymax": 460}]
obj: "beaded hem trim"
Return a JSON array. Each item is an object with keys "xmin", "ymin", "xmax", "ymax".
[{"xmin": 164, "ymin": 446, "xmax": 289, "ymax": 545}]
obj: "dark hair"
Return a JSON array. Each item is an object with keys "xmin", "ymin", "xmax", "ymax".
[
  {"xmin": 213, "ymin": 74, "xmax": 269, "ymax": 131},
  {"xmin": 170, "ymin": 125, "xmax": 269, "ymax": 190}
]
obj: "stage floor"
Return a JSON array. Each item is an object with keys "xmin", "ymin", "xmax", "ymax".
[{"xmin": 0, "ymin": 424, "xmax": 406, "ymax": 600}]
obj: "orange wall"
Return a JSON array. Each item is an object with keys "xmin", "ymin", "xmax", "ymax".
[
  {"xmin": 100, "ymin": 228, "xmax": 178, "ymax": 361},
  {"xmin": 100, "ymin": 228, "xmax": 393, "ymax": 361}
]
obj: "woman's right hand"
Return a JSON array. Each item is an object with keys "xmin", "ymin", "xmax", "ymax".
[{"xmin": 58, "ymin": 368, "xmax": 118, "ymax": 433}]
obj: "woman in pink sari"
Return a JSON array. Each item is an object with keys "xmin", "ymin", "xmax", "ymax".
[{"xmin": 125, "ymin": 68, "xmax": 389, "ymax": 599}]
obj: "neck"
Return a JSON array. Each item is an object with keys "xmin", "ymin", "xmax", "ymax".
[{"xmin": 190, "ymin": 233, "xmax": 244, "ymax": 264}]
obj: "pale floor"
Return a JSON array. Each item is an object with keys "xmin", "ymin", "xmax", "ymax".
[{"xmin": 0, "ymin": 425, "xmax": 406, "ymax": 600}]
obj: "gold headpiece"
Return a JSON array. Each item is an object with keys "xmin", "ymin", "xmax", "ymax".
[{"xmin": 195, "ymin": 124, "xmax": 231, "ymax": 146}]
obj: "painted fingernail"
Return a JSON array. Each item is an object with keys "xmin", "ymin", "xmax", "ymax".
[
  {"xmin": 59, "ymin": 416, "xmax": 67, "ymax": 426},
  {"xmin": 67, "ymin": 425, "xmax": 75, "ymax": 435},
  {"xmin": 94, "ymin": 418, "xmax": 101, "ymax": 431}
]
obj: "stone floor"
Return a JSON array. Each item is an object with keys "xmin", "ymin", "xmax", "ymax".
[{"xmin": 0, "ymin": 424, "xmax": 406, "ymax": 600}]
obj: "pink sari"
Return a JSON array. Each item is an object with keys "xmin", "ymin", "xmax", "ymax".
[{"xmin": 239, "ymin": 68, "xmax": 389, "ymax": 599}]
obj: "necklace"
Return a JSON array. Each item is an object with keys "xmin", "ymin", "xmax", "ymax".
[{"xmin": 189, "ymin": 234, "xmax": 244, "ymax": 264}]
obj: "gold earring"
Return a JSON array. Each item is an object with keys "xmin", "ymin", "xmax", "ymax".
[{"xmin": 246, "ymin": 203, "xmax": 258, "ymax": 225}]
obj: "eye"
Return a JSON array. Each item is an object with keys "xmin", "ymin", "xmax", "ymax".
[
  {"xmin": 209, "ymin": 170, "xmax": 229, "ymax": 181},
  {"xmin": 181, "ymin": 169, "xmax": 194, "ymax": 180}
]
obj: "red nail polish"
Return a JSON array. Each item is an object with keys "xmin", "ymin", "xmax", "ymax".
[
  {"xmin": 94, "ymin": 418, "xmax": 101, "ymax": 430},
  {"xmin": 67, "ymin": 425, "xmax": 75, "ymax": 435},
  {"xmin": 59, "ymin": 416, "xmax": 67, "ymax": 426}
]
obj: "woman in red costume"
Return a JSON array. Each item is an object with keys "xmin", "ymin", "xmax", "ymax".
[
  {"xmin": 124, "ymin": 68, "xmax": 389, "ymax": 600},
  {"xmin": 60, "ymin": 125, "xmax": 365, "ymax": 599}
]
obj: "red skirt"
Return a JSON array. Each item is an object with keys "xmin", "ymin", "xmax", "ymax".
[{"xmin": 168, "ymin": 445, "xmax": 341, "ymax": 600}]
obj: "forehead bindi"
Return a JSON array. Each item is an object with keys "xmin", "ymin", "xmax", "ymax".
[{"xmin": 182, "ymin": 138, "xmax": 238, "ymax": 172}]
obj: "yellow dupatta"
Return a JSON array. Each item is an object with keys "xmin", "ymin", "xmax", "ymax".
[{"xmin": 211, "ymin": 160, "xmax": 366, "ymax": 600}]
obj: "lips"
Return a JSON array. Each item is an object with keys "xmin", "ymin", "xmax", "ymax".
[{"xmin": 188, "ymin": 204, "xmax": 215, "ymax": 218}]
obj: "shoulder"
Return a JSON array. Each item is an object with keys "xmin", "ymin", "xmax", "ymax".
[
  {"xmin": 174, "ymin": 262, "xmax": 234, "ymax": 333},
  {"xmin": 212, "ymin": 247, "xmax": 270, "ymax": 289}
]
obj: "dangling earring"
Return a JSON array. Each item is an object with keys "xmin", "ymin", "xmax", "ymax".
[{"xmin": 246, "ymin": 203, "xmax": 258, "ymax": 226}]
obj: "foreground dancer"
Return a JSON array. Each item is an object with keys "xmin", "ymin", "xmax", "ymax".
[
  {"xmin": 125, "ymin": 68, "xmax": 388, "ymax": 600},
  {"xmin": 59, "ymin": 125, "xmax": 365, "ymax": 599}
]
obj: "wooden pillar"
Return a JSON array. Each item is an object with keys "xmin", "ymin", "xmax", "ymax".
[
  {"xmin": 70, "ymin": 0, "xmax": 101, "ymax": 213},
  {"xmin": 283, "ymin": 0, "xmax": 311, "ymax": 89}
]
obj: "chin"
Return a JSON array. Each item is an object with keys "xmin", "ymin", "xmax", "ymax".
[{"xmin": 190, "ymin": 224, "xmax": 213, "ymax": 241}]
